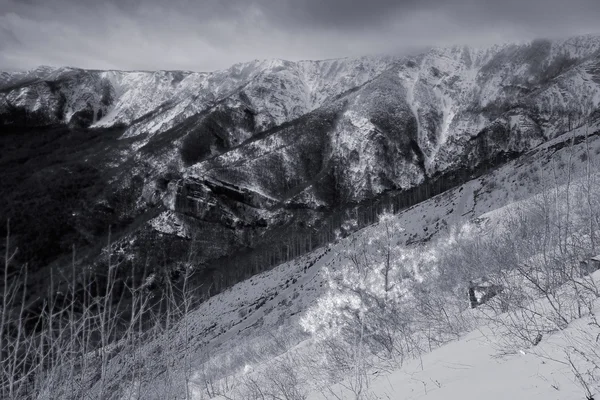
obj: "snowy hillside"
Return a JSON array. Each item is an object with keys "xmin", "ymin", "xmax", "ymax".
[
  {"xmin": 64, "ymin": 120, "xmax": 598, "ymax": 399},
  {"xmin": 3, "ymin": 34, "xmax": 600, "ymax": 400},
  {"xmin": 198, "ymin": 122, "xmax": 600, "ymax": 399}
]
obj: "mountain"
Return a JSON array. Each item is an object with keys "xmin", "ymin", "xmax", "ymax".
[
  {"xmin": 2, "ymin": 34, "xmax": 600, "ymax": 300},
  {"xmin": 3, "ymin": 34, "xmax": 600, "ymax": 400},
  {"xmin": 32, "ymin": 118, "xmax": 600, "ymax": 398}
]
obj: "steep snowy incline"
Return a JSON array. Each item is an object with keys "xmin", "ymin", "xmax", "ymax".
[
  {"xmin": 117, "ymin": 121, "xmax": 600, "ymax": 399},
  {"xmin": 396, "ymin": 38, "xmax": 600, "ymax": 173}
]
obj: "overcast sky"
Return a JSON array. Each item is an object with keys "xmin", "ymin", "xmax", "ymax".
[{"xmin": 1, "ymin": 0, "xmax": 600, "ymax": 72}]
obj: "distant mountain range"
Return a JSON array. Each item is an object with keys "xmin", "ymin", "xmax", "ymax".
[{"xmin": 2, "ymin": 34, "xmax": 600, "ymax": 295}]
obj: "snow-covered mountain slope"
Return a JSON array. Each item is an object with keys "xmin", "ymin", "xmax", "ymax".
[
  {"xmin": 185, "ymin": 121, "xmax": 600, "ymax": 354},
  {"xmin": 2, "ymin": 36, "xmax": 600, "ymax": 252},
  {"xmin": 91, "ymin": 121, "xmax": 600, "ymax": 399},
  {"xmin": 140, "ymin": 37, "xmax": 600, "ymax": 276},
  {"xmin": 3, "ymin": 36, "xmax": 600, "ymax": 371},
  {"xmin": 4, "ymin": 35, "xmax": 600, "ymax": 400}
]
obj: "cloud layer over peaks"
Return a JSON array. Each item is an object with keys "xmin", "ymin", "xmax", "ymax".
[{"xmin": 1, "ymin": 0, "xmax": 599, "ymax": 71}]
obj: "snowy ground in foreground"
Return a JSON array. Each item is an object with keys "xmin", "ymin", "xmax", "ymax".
[{"xmin": 309, "ymin": 270, "xmax": 600, "ymax": 400}]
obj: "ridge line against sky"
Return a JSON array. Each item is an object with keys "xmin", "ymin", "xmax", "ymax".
[{"xmin": 1, "ymin": 0, "xmax": 600, "ymax": 72}]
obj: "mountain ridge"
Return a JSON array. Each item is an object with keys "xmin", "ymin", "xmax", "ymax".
[{"xmin": 2, "ymin": 33, "xmax": 600, "ymax": 308}]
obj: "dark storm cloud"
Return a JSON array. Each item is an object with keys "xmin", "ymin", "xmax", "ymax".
[{"xmin": 1, "ymin": 0, "xmax": 600, "ymax": 71}]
